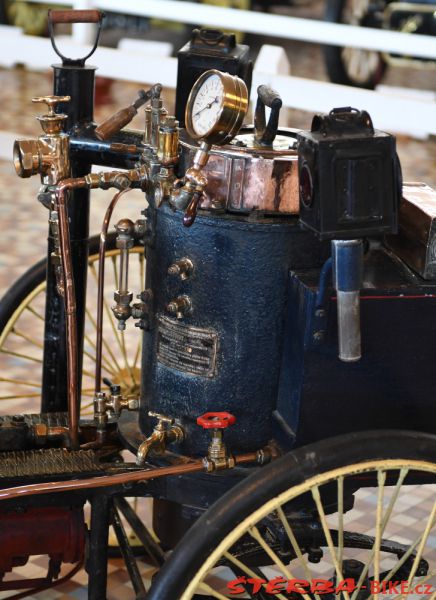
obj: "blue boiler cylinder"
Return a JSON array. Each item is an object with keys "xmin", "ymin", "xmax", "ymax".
[{"xmin": 140, "ymin": 203, "xmax": 327, "ymax": 456}]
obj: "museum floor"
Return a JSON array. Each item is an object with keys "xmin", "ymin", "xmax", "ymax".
[{"xmin": 0, "ymin": 3, "xmax": 435, "ymax": 597}]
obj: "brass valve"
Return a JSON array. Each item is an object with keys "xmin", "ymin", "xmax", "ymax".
[
  {"xmin": 168, "ymin": 258, "xmax": 194, "ymax": 281},
  {"xmin": 197, "ymin": 412, "xmax": 236, "ymax": 472},
  {"xmin": 13, "ymin": 95, "xmax": 71, "ymax": 184},
  {"xmin": 136, "ymin": 412, "xmax": 185, "ymax": 466},
  {"xmin": 32, "ymin": 95, "xmax": 71, "ymax": 134},
  {"xmin": 166, "ymin": 295, "xmax": 192, "ymax": 319}
]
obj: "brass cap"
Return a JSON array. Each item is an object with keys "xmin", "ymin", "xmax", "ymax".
[{"xmin": 13, "ymin": 139, "xmax": 40, "ymax": 178}]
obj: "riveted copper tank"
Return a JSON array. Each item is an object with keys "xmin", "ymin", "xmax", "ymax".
[{"xmin": 179, "ymin": 126, "xmax": 300, "ymax": 215}]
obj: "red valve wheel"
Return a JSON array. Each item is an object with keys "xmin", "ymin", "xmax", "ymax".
[{"xmin": 196, "ymin": 412, "xmax": 236, "ymax": 429}]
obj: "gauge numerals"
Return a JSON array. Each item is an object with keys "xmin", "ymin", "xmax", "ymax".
[{"xmin": 185, "ymin": 70, "xmax": 248, "ymax": 146}]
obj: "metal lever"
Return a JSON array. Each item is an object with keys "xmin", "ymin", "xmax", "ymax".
[
  {"xmin": 95, "ymin": 86, "xmax": 161, "ymax": 141},
  {"xmin": 254, "ymin": 84, "xmax": 282, "ymax": 147}
]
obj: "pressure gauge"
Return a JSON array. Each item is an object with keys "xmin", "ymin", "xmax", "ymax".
[{"xmin": 185, "ymin": 70, "xmax": 248, "ymax": 146}]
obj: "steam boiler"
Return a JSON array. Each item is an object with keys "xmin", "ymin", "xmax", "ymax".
[{"xmin": 1, "ymin": 9, "xmax": 436, "ymax": 600}]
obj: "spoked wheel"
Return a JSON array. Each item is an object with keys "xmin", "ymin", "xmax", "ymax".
[
  {"xmin": 0, "ymin": 232, "xmax": 145, "ymax": 416},
  {"xmin": 324, "ymin": 0, "xmax": 387, "ymax": 88},
  {"xmin": 148, "ymin": 430, "xmax": 436, "ymax": 599}
]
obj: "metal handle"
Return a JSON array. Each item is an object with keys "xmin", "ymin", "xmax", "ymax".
[
  {"xmin": 183, "ymin": 191, "xmax": 203, "ymax": 228},
  {"xmin": 32, "ymin": 95, "xmax": 71, "ymax": 115},
  {"xmin": 48, "ymin": 9, "xmax": 105, "ymax": 66},
  {"xmin": 254, "ymin": 84, "xmax": 282, "ymax": 147},
  {"xmin": 95, "ymin": 88, "xmax": 157, "ymax": 141},
  {"xmin": 197, "ymin": 412, "xmax": 236, "ymax": 429}
]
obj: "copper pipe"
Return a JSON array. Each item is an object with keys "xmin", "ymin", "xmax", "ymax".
[
  {"xmin": 55, "ymin": 178, "xmax": 88, "ymax": 449},
  {"xmin": 0, "ymin": 452, "xmax": 258, "ymax": 503},
  {"xmin": 94, "ymin": 187, "xmax": 132, "ymax": 393}
]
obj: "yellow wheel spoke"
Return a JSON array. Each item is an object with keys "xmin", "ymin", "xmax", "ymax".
[
  {"xmin": 11, "ymin": 327, "xmax": 44, "ymax": 349},
  {"xmin": 0, "ymin": 393, "xmax": 41, "ymax": 400},
  {"xmin": 352, "ymin": 467, "xmax": 409, "ymax": 599},
  {"xmin": 120, "ymin": 329, "xmax": 136, "ymax": 387},
  {"xmin": 373, "ymin": 470, "xmax": 386, "ymax": 600},
  {"xmin": 276, "ymin": 507, "xmax": 321, "ymax": 600},
  {"xmin": 85, "ymin": 307, "xmax": 124, "ymax": 376},
  {"xmin": 249, "ymin": 525, "xmax": 313, "ymax": 600},
  {"xmin": 223, "ymin": 551, "xmax": 290, "ymax": 600},
  {"xmin": 0, "ymin": 349, "xmax": 42, "ymax": 363},
  {"xmin": 311, "ymin": 485, "xmax": 351, "ymax": 600},
  {"xmin": 25, "ymin": 305, "xmax": 45, "ymax": 322},
  {"xmin": 133, "ymin": 339, "xmax": 142, "ymax": 374},
  {"xmin": 0, "ymin": 377, "xmax": 40, "ymax": 388}
]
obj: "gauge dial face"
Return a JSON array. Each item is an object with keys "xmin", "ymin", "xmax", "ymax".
[
  {"xmin": 185, "ymin": 70, "xmax": 248, "ymax": 146},
  {"xmin": 191, "ymin": 73, "xmax": 224, "ymax": 138}
]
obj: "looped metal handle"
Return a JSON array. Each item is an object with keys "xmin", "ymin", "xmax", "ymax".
[
  {"xmin": 254, "ymin": 84, "xmax": 282, "ymax": 147},
  {"xmin": 48, "ymin": 9, "xmax": 105, "ymax": 67}
]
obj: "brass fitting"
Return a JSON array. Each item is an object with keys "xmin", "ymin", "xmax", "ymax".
[
  {"xmin": 136, "ymin": 412, "xmax": 185, "ymax": 466},
  {"xmin": 93, "ymin": 389, "xmax": 139, "ymax": 430},
  {"xmin": 197, "ymin": 412, "xmax": 237, "ymax": 473},
  {"xmin": 168, "ymin": 258, "xmax": 194, "ymax": 281},
  {"xmin": 13, "ymin": 95, "xmax": 71, "ymax": 185},
  {"xmin": 166, "ymin": 295, "xmax": 192, "ymax": 319},
  {"xmin": 157, "ymin": 116, "xmax": 179, "ymax": 165},
  {"xmin": 84, "ymin": 165, "xmax": 148, "ymax": 191}
]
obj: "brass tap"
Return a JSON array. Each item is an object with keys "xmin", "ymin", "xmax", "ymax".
[
  {"xmin": 136, "ymin": 412, "xmax": 184, "ymax": 466},
  {"xmin": 13, "ymin": 95, "xmax": 71, "ymax": 185},
  {"xmin": 93, "ymin": 387, "xmax": 139, "ymax": 431},
  {"xmin": 197, "ymin": 412, "xmax": 236, "ymax": 472}
]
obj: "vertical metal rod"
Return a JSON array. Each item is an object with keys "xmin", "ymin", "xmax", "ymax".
[
  {"xmin": 111, "ymin": 505, "xmax": 148, "ymax": 599},
  {"xmin": 88, "ymin": 494, "xmax": 111, "ymax": 600},
  {"xmin": 42, "ymin": 64, "xmax": 95, "ymax": 412},
  {"xmin": 114, "ymin": 497, "xmax": 165, "ymax": 567},
  {"xmin": 332, "ymin": 239, "xmax": 363, "ymax": 362}
]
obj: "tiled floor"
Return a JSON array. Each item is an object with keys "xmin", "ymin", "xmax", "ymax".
[{"xmin": 0, "ymin": 4, "xmax": 435, "ymax": 598}]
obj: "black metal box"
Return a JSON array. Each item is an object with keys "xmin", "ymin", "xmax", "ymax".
[
  {"xmin": 297, "ymin": 108, "xmax": 400, "ymax": 240},
  {"xmin": 176, "ymin": 28, "xmax": 252, "ymax": 127}
]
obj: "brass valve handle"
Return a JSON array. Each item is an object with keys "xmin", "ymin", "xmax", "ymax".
[
  {"xmin": 197, "ymin": 412, "xmax": 236, "ymax": 429},
  {"xmin": 148, "ymin": 411, "xmax": 175, "ymax": 427},
  {"xmin": 32, "ymin": 95, "xmax": 71, "ymax": 116}
]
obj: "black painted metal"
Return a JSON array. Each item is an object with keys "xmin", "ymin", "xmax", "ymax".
[
  {"xmin": 141, "ymin": 204, "xmax": 328, "ymax": 460},
  {"xmin": 276, "ymin": 246, "xmax": 436, "ymax": 447},
  {"xmin": 111, "ymin": 506, "xmax": 148, "ymax": 599},
  {"xmin": 41, "ymin": 65, "xmax": 95, "ymax": 412},
  {"xmin": 88, "ymin": 494, "xmax": 111, "ymax": 600}
]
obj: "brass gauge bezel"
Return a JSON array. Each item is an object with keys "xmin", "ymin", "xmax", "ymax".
[{"xmin": 185, "ymin": 70, "xmax": 249, "ymax": 146}]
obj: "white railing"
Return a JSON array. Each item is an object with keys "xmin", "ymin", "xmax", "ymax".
[{"xmin": 0, "ymin": 1, "xmax": 435, "ymax": 144}]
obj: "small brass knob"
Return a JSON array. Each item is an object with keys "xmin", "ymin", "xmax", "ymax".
[
  {"xmin": 32, "ymin": 95, "xmax": 71, "ymax": 134},
  {"xmin": 32, "ymin": 95, "xmax": 71, "ymax": 115}
]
